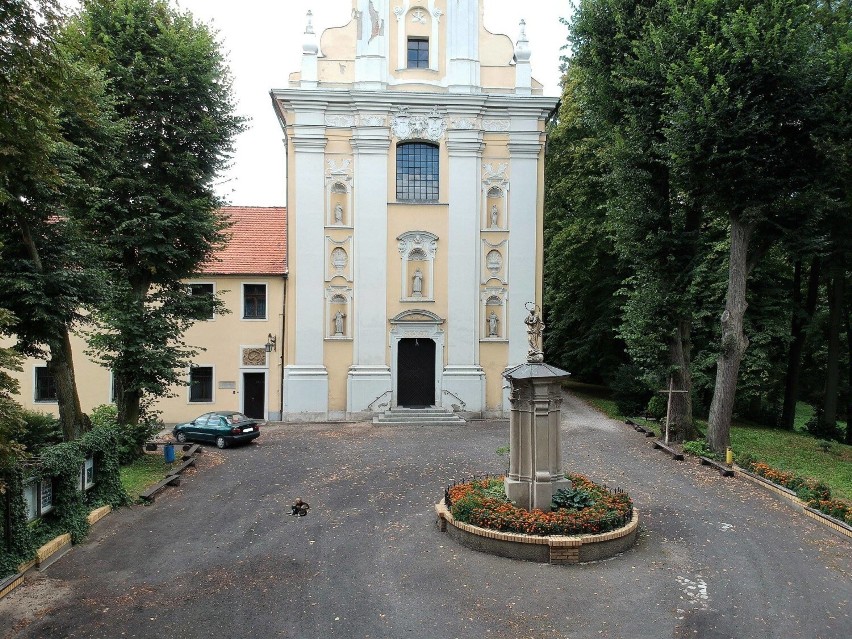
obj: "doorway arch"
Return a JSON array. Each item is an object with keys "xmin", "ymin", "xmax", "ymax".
[{"xmin": 389, "ymin": 310, "xmax": 445, "ymax": 409}]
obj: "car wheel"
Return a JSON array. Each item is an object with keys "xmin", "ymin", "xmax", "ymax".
[
  {"xmin": 216, "ymin": 436, "xmax": 227, "ymax": 449},
  {"xmin": 176, "ymin": 431, "xmax": 187, "ymax": 444}
]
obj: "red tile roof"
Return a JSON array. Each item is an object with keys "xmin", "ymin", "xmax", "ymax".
[{"xmin": 201, "ymin": 206, "xmax": 287, "ymax": 275}]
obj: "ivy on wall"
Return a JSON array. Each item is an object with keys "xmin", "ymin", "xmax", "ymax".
[{"xmin": 0, "ymin": 425, "xmax": 129, "ymax": 578}]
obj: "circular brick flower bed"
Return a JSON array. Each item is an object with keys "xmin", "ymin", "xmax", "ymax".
[{"xmin": 435, "ymin": 475, "xmax": 639, "ymax": 564}]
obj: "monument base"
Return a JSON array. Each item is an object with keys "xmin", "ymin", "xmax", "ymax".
[{"xmin": 505, "ymin": 475, "xmax": 572, "ymax": 512}]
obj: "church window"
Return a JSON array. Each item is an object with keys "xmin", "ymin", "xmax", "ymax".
[
  {"xmin": 397, "ymin": 142, "xmax": 439, "ymax": 202},
  {"xmin": 407, "ymin": 37, "xmax": 429, "ymax": 69}
]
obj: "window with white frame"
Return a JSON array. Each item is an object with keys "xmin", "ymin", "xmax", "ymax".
[
  {"xmin": 396, "ymin": 142, "xmax": 439, "ymax": 202},
  {"xmin": 407, "ymin": 37, "xmax": 429, "ymax": 68},
  {"xmin": 24, "ymin": 478, "xmax": 55, "ymax": 521},
  {"xmin": 189, "ymin": 366, "xmax": 214, "ymax": 403},
  {"xmin": 34, "ymin": 366, "xmax": 57, "ymax": 403},
  {"xmin": 243, "ymin": 284, "xmax": 267, "ymax": 320}
]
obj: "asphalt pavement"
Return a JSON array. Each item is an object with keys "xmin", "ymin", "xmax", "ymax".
[{"xmin": 0, "ymin": 391, "xmax": 850, "ymax": 639}]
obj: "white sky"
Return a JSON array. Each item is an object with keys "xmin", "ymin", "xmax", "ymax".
[{"xmin": 66, "ymin": 1, "xmax": 573, "ymax": 206}]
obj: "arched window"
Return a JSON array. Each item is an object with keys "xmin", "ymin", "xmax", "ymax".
[{"xmin": 396, "ymin": 142, "xmax": 439, "ymax": 202}]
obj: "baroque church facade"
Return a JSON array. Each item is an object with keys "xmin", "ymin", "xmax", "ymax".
[{"xmin": 272, "ymin": 0, "xmax": 557, "ymax": 420}]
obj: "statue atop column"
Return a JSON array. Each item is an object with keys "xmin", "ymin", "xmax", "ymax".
[{"xmin": 524, "ymin": 303, "xmax": 544, "ymax": 363}]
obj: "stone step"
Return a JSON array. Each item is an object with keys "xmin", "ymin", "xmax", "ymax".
[{"xmin": 373, "ymin": 408, "xmax": 466, "ymax": 425}]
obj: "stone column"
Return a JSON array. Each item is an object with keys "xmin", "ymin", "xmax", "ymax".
[
  {"xmin": 347, "ymin": 116, "xmax": 393, "ymax": 415},
  {"xmin": 443, "ymin": 128, "xmax": 486, "ymax": 412},
  {"xmin": 504, "ymin": 365, "xmax": 570, "ymax": 511}
]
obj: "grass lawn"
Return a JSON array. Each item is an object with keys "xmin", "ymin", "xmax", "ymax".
[
  {"xmin": 120, "ymin": 453, "xmax": 180, "ymax": 502},
  {"xmin": 565, "ymin": 381, "xmax": 852, "ymax": 502}
]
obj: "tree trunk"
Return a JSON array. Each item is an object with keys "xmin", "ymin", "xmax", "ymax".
[
  {"xmin": 115, "ymin": 374, "xmax": 142, "ymax": 427},
  {"xmin": 46, "ymin": 332, "xmax": 90, "ymax": 441},
  {"xmin": 707, "ymin": 217, "xmax": 753, "ymax": 454},
  {"xmin": 780, "ymin": 257, "xmax": 820, "ymax": 430},
  {"xmin": 669, "ymin": 319, "xmax": 699, "ymax": 442},
  {"xmin": 844, "ymin": 301, "xmax": 851, "ymax": 445},
  {"xmin": 821, "ymin": 258, "xmax": 844, "ymax": 436},
  {"xmin": 16, "ymin": 215, "xmax": 88, "ymax": 440}
]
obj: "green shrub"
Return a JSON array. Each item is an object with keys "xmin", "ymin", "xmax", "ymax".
[
  {"xmin": 89, "ymin": 405, "xmax": 159, "ymax": 465},
  {"xmin": 683, "ymin": 439, "xmax": 713, "ymax": 458},
  {"xmin": 646, "ymin": 395, "xmax": 667, "ymax": 420},
  {"xmin": 551, "ymin": 487, "xmax": 596, "ymax": 510},
  {"xmin": 13, "ymin": 410, "xmax": 62, "ymax": 453},
  {"xmin": 609, "ymin": 364, "xmax": 652, "ymax": 418},
  {"xmin": 450, "ymin": 493, "xmax": 484, "ymax": 521}
]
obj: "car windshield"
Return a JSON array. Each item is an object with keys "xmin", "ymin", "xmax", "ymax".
[{"xmin": 227, "ymin": 413, "xmax": 249, "ymax": 423}]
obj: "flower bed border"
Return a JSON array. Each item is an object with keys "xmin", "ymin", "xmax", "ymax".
[
  {"xmin": 733, "ymin": 466, "xmax": 852, "ymax": 539},
  {"xmin": 435, "ymin": 500, "xmax": 639, "ymax": 564}
]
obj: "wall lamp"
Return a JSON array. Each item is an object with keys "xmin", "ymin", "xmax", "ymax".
[{"xmin": 265, "ymin": 333, "xmax": 277, "ymax": 353}]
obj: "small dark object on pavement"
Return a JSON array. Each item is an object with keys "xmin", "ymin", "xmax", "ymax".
[{"xmin": 291, "ymin": 498, "xmax": 310, "ymax": 517}]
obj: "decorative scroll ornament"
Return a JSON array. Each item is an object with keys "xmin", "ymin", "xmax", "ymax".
[
  {"xmin": 432, "ymin": 8, "xmax": 443, "ymax": 22},
  {"xmin": 483, "ymin": 119, "xmax": 510, "ymax": 132},
  {"xmin": 482, "ymin": 162, "xmax": 509, "ymax": 182},
  {"xmin": 451, "ymin": 118, "xmax": 477, "ymax": 130},
  {"xmin": 327, "ymin": 159, "xmax": 352, "ymax": 177},
  {"xmin": 325, "ymin": 115, "xmax": 355, "ymax": 128},
  {"xmin": 392, "ymin": 106, "xmax": 446, "ymax": 142},
  {"xmin": 242, "ymin": 348, "xmax": 267, "ymax": 367},
  {"xmin": 524, "ymin": 302, "xmax": 545, "ymax": 363},
  {"xmin": 360, "ymin": 114, "xmax": 386, "ymax": 127}
]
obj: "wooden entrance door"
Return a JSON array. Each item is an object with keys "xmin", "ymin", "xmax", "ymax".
[
  {"xmin": 397, "ymin": 338, "xmax": 436, "ymax": 407},
  {"xmin": 243, "ymin": 373, "xmax": 265, "ymax": 419}
]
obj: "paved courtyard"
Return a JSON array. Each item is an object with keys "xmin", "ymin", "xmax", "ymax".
[{"xmin": 1, "ymin": 392, "xmax": 850, "ymax": 639}]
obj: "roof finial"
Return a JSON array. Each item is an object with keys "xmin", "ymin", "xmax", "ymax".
[
  {"xmin": 303, "ymin": 9, "xmax": 318, "ymax": 56},
  {"xmin": 515, "ymin": 18, "xmax": 531, "ymax": 63}
]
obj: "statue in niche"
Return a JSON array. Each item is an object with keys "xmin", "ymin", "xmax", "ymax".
[
  {"xmin": 488, "ymin": 311, "xmax": 499, "ymax": 337},
  {"xmin": 412, "ymin": 268, "xmax": 423, "ymax": 297},
  {"xmin": 334, "ymin": 203, "xmax": 344, "ymax": 224},
  {"xmin": 490, "ymin": 204, "xmax": 499, "ymax": 229},
  {"xmin": 333, "ymin": 310, "xmax": 346, "ymax": 336}
]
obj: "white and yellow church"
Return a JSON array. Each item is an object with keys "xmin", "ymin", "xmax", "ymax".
[
  {"xmin": 6, "ymin": 0, "xmax": 556, "ymax": 425},
  {"xmin": 272, "ymin": 0, "xmax": 557, "ymax": 420}
]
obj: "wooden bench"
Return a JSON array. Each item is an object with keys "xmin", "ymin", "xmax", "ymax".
[
  {"xmin": 181, "ymin": 444, "xmax": 201, "ymax": 460},
  {"xmin": 139, "ymin": 474, "xmax": 182, "ymax": 503},
  {"xmin": 700, "ymin": 456, "xmax": 734, "ymax": 476},
  {"xmin": 652, "ymin": 440, "xmax": 684, "ymax": 461}
]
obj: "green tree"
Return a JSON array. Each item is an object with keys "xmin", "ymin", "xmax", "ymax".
[
  {"xmin": 0, "ymin": 309, "xmax": 25, "ymax": 490},
  {"xmin": 544, "ymin": 68, "xmax": 628, "ymax": 383},
  {"xmin": 0, "ymin": 0, "xmax": 117, "ymax": 440},
  {"xmin": 661, "ymin": 0, "xmax": 827, "ymax": 452},
  {"xmin": 67, "ymin": 0, "xmax": 243, "ymax": 425},
  {"xmin": 564, "ymin": 0, "xmax": 702, "ymax": 439}
]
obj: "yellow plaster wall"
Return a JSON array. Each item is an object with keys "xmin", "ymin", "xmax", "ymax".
[
  {"xmin": 8, "ymin": 275, "xmax": 286, "ymax": 424},
  {"xmin": 480, "ymin": 341, "xmax": 508, "ymax": 409},
  {"xmin": 325, "ymin": 340, "xmax": 353, "ymax": 411}
]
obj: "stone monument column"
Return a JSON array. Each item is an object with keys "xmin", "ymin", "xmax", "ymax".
[{"xmin": 503, "ymin": 305, "xmax": 570, "ymax": 511}]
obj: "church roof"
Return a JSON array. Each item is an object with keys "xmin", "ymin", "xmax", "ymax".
[{"xmin": 201, "ymin": 206, "xmax": 288, "ymax": 276}]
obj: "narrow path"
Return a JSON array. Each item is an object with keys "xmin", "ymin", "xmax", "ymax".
[{"xmin": 0, "ymin": 392, "xmax": 849, "ymax": 639}]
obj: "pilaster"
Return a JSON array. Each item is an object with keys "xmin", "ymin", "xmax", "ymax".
[
  {"xmin": 444, "ymin": 129, "xmax": 486, "ymax": 412},
  {"xmin": 347, "ymin": 122, "xmax": 393, "ymax": 412}
]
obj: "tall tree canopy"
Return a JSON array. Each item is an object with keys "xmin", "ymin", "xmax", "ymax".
[
  {"xmin": 66, "ymin": 0, "xmax": 244, "ymax": 425},
  {"xmin": 0, "ymin": 0, "xmax": 117, "ymax": 440},
  {"xmin": 547, "ymin": 0, "xmax": 849, "ymax": 451}
]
